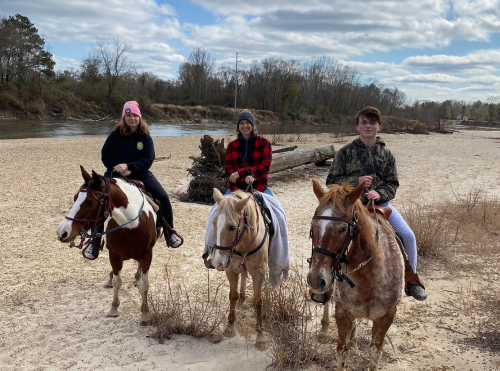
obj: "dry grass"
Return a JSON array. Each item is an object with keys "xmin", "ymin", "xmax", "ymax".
[
  {"xmin": 149, "ymin": 264, "xmax": 227, "ymax": 343},
  {"xmin": 262, "ymin": 267, "xmax": 337, "ymax": 369},
  {"xmin": 401, "ymin": 187, "xmax": 500, "ymax": 260}
]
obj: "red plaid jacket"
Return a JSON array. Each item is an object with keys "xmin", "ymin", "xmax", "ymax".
[{"xmin": 225, "ymin": 134, "xmax": 272, "ymax": 192}]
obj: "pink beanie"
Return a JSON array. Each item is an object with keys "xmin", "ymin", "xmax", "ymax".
[{"xmin": 122, "ymin": 101, "xmax": 141, "ymax": 118}]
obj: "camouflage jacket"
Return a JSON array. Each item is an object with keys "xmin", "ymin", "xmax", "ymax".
[{"xmin": 326, "ymin": 137, "xmax": 399, "ymax": 205}]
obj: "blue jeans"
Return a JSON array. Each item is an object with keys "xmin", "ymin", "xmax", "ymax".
[
  {"xmin": 379, "ymin": 201, "xmax": 417, "ymax": 273},
  {"xmin": 224, "ymin": 188, "xmax": 274, "ymax": 197}
]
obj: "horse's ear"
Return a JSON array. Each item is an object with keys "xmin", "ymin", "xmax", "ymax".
[
  {"xmin": 312, "ymin": 180, "xmax": 325, "ymax": 200},
  {"xmin": 236, "ymin": 195, "xmax": 251, "ymax": 211},
  {"xmin": 81, "ymin": 166, "xmax": 91, "ymax": 182},
  {"xmin": 91, "ymin": 170, "xmax": 104, "ymax": 190},
  {"xmin": 213, "ymin": 188, "xmax": 224, "ymax": 204},
  {"xmin": 346, "ymin": 181, "xmax": 366, "ymax": 206}
]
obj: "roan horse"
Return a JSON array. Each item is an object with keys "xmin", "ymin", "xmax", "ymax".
[
  {"xmin": 307, "ymin": 180, "xmax": 404, "ymax": 371},
  {"xmin": 56, "ymin": 166, "xmax": 159, "ymax": 325},
  {"xmin": 211, "ymin": 188, "xmax": 269, "ymax": 351}
]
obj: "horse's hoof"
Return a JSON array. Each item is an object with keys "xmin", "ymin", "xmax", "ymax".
[
  {"xmin": 104, "ymin": 284, "xmax": 113, "ymax": 288},
  {"xmin": 255, "ymin": 339, "xmax": 268, "ymax": 351},
  {"xmin": 317, "ymin": 332, "xmax": 330, "ymax": 344},
  {"xmin": 140, "ymin": 320, "xmax": 151, "ymax": 327},
  {"xmin": 223, "ymin": 326, "xmax": 235, "ymax": 337},
  {"xmin": 107, "ymin": 309, "xmax": 119, "ymax": 318}
]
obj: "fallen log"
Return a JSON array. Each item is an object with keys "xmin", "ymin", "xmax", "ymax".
[
  {"xmin": 270, "ymin": 145, "xmax": 335, "ymax": 174},
  {"xmin": 273, "ymin": 145, "xmax": 297, "ymax": 154}
]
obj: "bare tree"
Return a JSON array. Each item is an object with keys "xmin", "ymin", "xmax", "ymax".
[
  {"xmin": 93, "ymin": 37, "xmax": 138, "ymax": 96},
  {"xmin": 178, "ymin": 47, "xmax": 216, "ymax": 102}
]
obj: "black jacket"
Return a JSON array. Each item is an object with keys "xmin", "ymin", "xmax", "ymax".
[{"xmin": 101, "ymin": 130, "xmax": 155, "ymax": 179}]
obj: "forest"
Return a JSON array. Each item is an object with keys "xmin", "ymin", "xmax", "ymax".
[{"xmin": 1, "ymin": 14, "xmax": 499, "ymax": 124}]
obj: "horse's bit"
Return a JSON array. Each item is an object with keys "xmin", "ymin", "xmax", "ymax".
[{"xmin": 307, "ymin": 207, "xmax": 360, "ymax": 288}]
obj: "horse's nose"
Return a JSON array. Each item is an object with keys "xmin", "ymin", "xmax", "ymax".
[
  {"xmin": 58, "ymin": 231, "xmax": 68, "ymax": 242},
  {"xmin": 319, "ymin": 279, "xmax": 327, "ymax": 291}
]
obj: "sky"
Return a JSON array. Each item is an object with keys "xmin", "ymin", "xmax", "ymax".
[{"xmin": 2, "ymin": 0, "xmax": 500, "ymax": 102}]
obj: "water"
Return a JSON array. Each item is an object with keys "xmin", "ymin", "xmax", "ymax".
[{"xmin": 0, "ymin": 119, "xmax": 355, "ymax": 140}]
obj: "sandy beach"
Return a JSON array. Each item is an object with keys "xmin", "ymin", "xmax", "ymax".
[{"xmin": 1, "ymin": 130, "xmax": 500, "ymax": 370}]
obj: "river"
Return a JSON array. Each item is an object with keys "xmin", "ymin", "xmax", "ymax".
[{"xmin": 0, "ymin": 120, "xmax": 356, "ymax": 140}]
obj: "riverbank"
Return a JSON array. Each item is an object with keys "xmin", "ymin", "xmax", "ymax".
[{"xmin": 1, "ymin": 131, "xmax": 499, "ymax": 370}]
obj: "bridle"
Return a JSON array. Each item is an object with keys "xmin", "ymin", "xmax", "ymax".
[
  {"xmin": 307, "ymin": 206, "xmax": 360, "ymax": 288},
  {"xmin": 65, "ymin": 176, "xmax": 145, "ymax": 252},
  {"xmin": 213, "ymin": 187, "xmax": 268, "ymax": 274}
]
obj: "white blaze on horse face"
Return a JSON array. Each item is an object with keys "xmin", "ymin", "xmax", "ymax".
[
  {"xmin": 212, "ymin": 212, "xmax": 230, "ymax": 271},
  {"xmin": 315, "ymin": 208, "xmax": 334, "ymax": 276},
  {"xmin": 56, "ymin": 191, "xmax": 87, "ymax": 238}
]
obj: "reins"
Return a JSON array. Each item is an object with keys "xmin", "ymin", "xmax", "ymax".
[
  {"xmin": 65, "ymin": 176, "xmax": 145, "ymax": 254},
  {"xmin": 308, "ymin": 203, "xmax": 382, "ymax": 289},
  {"xmin": 213, "ymin": 171, "xmax": 268, "ymax": 275}
]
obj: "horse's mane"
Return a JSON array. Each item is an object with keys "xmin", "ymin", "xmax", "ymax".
[{"xmin": 321, "ymin": 182, "xmax": 394, "ymax": 235}]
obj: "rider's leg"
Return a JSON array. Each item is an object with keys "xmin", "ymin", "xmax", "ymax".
[
  {"xmin": 262, "ymin": 188, "xmax": 274, "ymax": 196},
  {"xmin": 140, "ymin": 172, "xmax": 180, "ymax": 247},
  {"xmin": 84, "ymin": 225, "xmax": 104, "ymax": 260},
  {"xmin": 379, "ymin": 202, "xmax": 427, "ymax": 301}
]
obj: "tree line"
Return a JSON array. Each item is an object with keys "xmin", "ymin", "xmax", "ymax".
[{"xmin": 1, "ymin": 14, "xmax": 499, "ymax": 124}]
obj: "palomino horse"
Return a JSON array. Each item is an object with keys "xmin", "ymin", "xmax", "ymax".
[
  {"xmin": 307, "ymin": 180, "xmax": 404, "ymax": 371},
  {"xmin": 56, "ymin": 167, "xmax": 159, "ymax": 325},
  {"xmin": 211, "ymin": 188, "xmax": 269, "ymax": 351}
]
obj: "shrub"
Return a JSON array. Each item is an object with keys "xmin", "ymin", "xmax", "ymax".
[{"xmin": 0, "ymin": 92, "xmax": 24, "ymax": 110}]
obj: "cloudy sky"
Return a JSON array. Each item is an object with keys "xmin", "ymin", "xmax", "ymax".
[{"xmin": 2, "ymin": 0, "xmax": 500, "ymax": 102}]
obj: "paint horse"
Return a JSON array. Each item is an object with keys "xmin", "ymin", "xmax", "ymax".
[
  {"xmin": 56, "ymin": 166, "xmax": 159, "ymax": 325},
  {"xmin": 211, "ymin": 188, "xmax": 269, "ymax": 351},
  {"xmin": 307, "ymin": 180, "xmax": 404, "ymax": 371}
]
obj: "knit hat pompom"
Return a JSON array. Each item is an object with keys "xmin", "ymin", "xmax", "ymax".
[
  {"xmin": 236, "ymin": 109, "xmax": 256, "ymax": 126},
  {"xmin": 122, "ymin": 101, "xmax": 142, "ymax": 118}
]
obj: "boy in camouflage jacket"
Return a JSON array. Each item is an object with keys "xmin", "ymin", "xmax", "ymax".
[{"xmin": 326, "ymin": 106, "xmax": 427, "ymax": 301}]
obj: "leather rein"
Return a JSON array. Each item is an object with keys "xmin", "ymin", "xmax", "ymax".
[
  {"xmin": 65, "ymin": 177, "xmax": 145, "ymax": 252},
  {"xmin": 213, "ymin": 186, "xmax": 268, "ymax": 274},
  {"xmin": 307, "ymin": 207, "xmax": 360, "ymax": 288}
]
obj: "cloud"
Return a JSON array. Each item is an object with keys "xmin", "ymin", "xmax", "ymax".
[
  {"xmin": 52, "ymin": 55, "xmax": 81, "ymax": 72},
  {"xmin": 403, "ymin": 49, "xmax": 500, "ymax": 73}
]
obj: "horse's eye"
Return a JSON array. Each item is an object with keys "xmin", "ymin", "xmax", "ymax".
[
  {"xmin": 340, "ymin": 227, "xmax": 347, "ymax": 233},
  {"xmin": 85, "ymin": 200, "xmax": 95, "ymax": 206},
  {"xmin": 229, "ymin": 225, "xmax": 236, "ymax": 231}
]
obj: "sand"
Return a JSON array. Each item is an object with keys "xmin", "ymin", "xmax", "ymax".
[{"xmin": 1, "ymin": 130, "xmax": 500, "ymax": 370}]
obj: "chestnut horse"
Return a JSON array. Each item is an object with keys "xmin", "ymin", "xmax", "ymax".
[
  {"xmin": 211, "ymin": 188, "xmax": 269, "ymax": 351},
  {"xmin": 56, "ymin": 167, "xmax": 158, "ymax": 325},
  {"xmin": 307, "ymin": 180, "xmax": 404, "ymax": 371}
]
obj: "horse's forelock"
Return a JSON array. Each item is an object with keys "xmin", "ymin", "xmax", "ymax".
[
  {"xmin": 216, "ymin": 190, "xmax": 255, "ymax": 226},
  {"xmin": 319, "ymin": 182, "xmax": 370, "ymax": 221}
]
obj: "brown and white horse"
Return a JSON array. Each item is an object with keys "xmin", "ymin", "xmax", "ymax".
[
  {"xmin": 211, "ymin": 188, "xmax": 269, "ymax": 351},
  {"xmin": 307, "ymin": 180, "xmax": 404, "ymax": 371},
  {"xmin": 56, "ymin": 166, "xmax": 158, "ymax": 325}
]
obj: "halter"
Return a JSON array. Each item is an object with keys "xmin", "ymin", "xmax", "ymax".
[
  {"xmin": 307, "ymin": 206, "xmax": 360, "ymax": 288},
  {"xmin": 213, "ymin": 185, "xmax": 268, "ymax": 275},
  {"xmin": 65, "ymin": 176, "xmax": 145, "ymax": 253}
]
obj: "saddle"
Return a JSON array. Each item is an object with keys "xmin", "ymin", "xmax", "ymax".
[
  {"xmin": 365, "ymin": 202, "xmax": 392, "ymax": 220},
  {"xmin": 252, "ymin": 190, "xmax": 275, "ymax": 238}
]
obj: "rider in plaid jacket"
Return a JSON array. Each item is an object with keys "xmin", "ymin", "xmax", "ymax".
[{"xmin": 225, "ymin": 110, "xmax": 272, "ymax": 193}]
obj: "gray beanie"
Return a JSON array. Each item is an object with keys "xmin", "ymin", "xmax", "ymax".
[{"xmin": 236, "ymin": 109, "xmax": 256, "ymax": 127}]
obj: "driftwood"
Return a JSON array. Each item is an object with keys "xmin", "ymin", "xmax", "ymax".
[
  {"xmin": 270, "ymin": 145, "xmax": 335, "ymax": 174},
  {"xmin": 186, "ymin": 135, "xmax": 228, "ymax": 203},
  {"xmin": 273, "ymin": 146, "xmax": 297, "ymax": 154}
]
